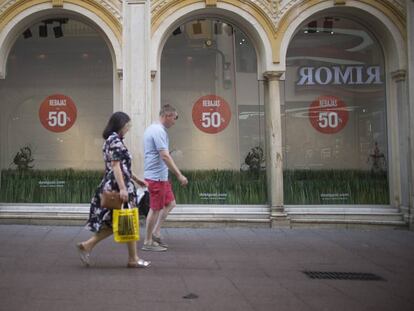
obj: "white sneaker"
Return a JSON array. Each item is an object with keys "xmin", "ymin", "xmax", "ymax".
[
  {"xmin": 152, "ymin": 235, "xmax": 168, "ymax": 248},
  {"xmin": 141, "ymin": 241, "xmax": 167, "ymax": 252}
]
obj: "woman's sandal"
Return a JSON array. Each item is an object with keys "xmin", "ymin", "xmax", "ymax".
[
  {"xmin": 76, "ymin": 243, "xmax": 91, "ymax": 267},
  {"xmin": 127, "ymin": 259, "xmax": 151, "ymax": 268}
]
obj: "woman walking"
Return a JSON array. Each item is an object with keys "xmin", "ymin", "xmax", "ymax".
[{"xmin": 77, "ymin": 112, "xmax": 150, "ymax": 268}]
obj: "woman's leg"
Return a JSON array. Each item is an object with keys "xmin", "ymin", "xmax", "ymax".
[
  {"xmin": 127, "ymin": 241, "xmax": 139, "ymax": 263},
  {"xmin": 80, "ymin": 227, "xmax": 112, "ymax": 252},
  {"xmin": 126, "ymin": 241, "xmax": 151, "ymax": 268}
]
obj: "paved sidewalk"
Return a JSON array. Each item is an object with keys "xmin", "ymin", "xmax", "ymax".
[{"xmin": 0, "ymin": 225, "xmax": 413, "ymax": 311}]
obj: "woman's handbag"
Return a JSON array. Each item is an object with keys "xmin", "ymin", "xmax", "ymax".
[
  {"xmin": 139, "ymin": 191, "xmax": 150, "ymax": 217},
  {"xmin": 112, "ymin": 204, "xmax": 139, "ymax": 243},
  {"xmin": 100, "ymin": 191, "xmax": 123, "ymax": 209},
  {"xmin": 136, "ymin": 187, "xmax": 150, "ymax": 217}
]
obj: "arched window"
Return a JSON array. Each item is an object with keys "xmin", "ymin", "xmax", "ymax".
[
  {"xmin": 283, "ymin": 16, "xmax": 388, "ymax": 205},
  {"xmin": 161, "ymin": 19, "xmax": 266, "ymax": 204},
  {"xmin": 0, "ymin": 18, "xmax": 113, "ymax": 203}
]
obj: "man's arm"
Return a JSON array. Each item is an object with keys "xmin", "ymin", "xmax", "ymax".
[
  {"xmin": 132, "ymin": 174, "xmax": 148, "ymax": 187},
  {"xmin": 159, "ymin": 150, "xmax": 188, "ymax": 186}
]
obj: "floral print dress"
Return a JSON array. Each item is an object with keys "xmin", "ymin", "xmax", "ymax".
[{"xmin": 87, "ymin": 132, "xmax": 137, "ymax": 232}]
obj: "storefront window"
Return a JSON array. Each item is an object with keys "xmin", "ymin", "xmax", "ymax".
[
  {"xmin": 283, "ymin": 16, "xmax": 389, "ymax": 204},
  {"xmin": 162, "ymin": 19, "xmax": 266, "ymax": 204},
  {"xmin": 0, "ymin": 19, "xmax": 112, "ymax": 203}
]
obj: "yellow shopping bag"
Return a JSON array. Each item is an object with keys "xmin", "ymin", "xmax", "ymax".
[{"xmin": 112, "ymin": 205, "xmax": 139, "ymax": 243}]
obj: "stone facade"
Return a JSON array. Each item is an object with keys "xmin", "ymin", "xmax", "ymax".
[{"xmin": 0, "ymin": 0, "xmax": 412, "ymax": 228}]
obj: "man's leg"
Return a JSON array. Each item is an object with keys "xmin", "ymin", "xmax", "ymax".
[
  {"xmin": 153, "ymin": 200, "xmax": 176, "ymax": 238},
  {"xmin": 153, "ymin": 181, "xmax": 176, "ymax": 238},
  {"xmin": 142, "ymin": 208, "xmax": 167, "ymax": 251},
  {"xmin": 143, "ymin": 179, "xmax": 163, "ymax": 245},
  {"xmin": 144, "ymin": 208, "xmax": 160, "ymax": 244}
]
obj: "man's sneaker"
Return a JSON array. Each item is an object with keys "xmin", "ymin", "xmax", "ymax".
[
  {"xmin": 141, "ymin": 241, "xmax": 167, "ymax": 252},
  {"xmin": 152, "ymin": 235, "xmax": 168, "ymax": 248}
]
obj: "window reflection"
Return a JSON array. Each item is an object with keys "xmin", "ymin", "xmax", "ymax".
[
  {"xmin": 0, "ymin": 19, "xmax": 112, "ymax": 203},
  {"xmin": 162, "ymin": 19, "xmax": 266, "ymax": 204},
  {"xmin": 283, "ymin": 16, "xmax": 389, "ymax": 205}
]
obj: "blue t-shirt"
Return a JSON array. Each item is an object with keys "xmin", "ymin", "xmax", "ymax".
[{"xmin": 143, "ymin": 123, "xmax": 169, "ymax": 181}]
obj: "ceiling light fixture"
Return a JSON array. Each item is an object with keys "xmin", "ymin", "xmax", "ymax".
[
  {"xmin": 23, "ymin": 28, "xmax": 32, "ymax": 39},
  {"xmin": 39, "ymin": 23, "xmax": 47, "ymax": 37},
  {"xmin": 307, "ymin": 21, "xmax": 317, "ymax": 34},
  {"xmin": 53, "ymin": 24, "xmax": 63, "ymax": 38}
]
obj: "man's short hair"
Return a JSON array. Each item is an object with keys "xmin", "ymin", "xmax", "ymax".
[{"xmin": 160, "ymin": 104, "xmax": 177, "ymax": 116}]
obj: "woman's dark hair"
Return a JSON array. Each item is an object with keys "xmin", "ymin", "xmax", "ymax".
[{"xmin": 102, "ymin": 111, "xmax": 131, "ymax": 139}]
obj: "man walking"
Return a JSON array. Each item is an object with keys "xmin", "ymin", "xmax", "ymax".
[{"xmin": 142, "ymin": 104, "xmax": 188, "ymax": 251}]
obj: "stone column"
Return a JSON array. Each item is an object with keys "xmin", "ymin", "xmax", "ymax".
[
  {"xmin": 391, "ymin": 70, "xmax": 410, "ymax": 220},
  {"xmin": 407, "ymin": 0, "xmax": 414, "ymax": 230},
  {"xmin": 122, "ymin": 0, "xmax": 151, "ymax": 175},
  {"xmin": 263, "ymin": 71, "xmax": 289, "ymax": 227}
]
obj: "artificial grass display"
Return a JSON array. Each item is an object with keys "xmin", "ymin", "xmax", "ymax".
[
  {"xmin": 0, "ymin": 169, "xmax": 103, "ymax": 203},
  {"xmin": 170, "ymin": 170, "xmax": 267, "ymax": 204},
  {"xmin": 283, "ymin": 169, "xmax": 389, "ymax": 204},
  {"xmin": 0, "ymin": 168, "xmax": 389, "ymax": 204},
  {"xmin": 0, "ymin": 169, "xmax": 267, "ymax": 204}
]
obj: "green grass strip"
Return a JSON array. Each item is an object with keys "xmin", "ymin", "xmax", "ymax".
[
  {"xmin": 0, "ymin": 168, "xmax": 389, "ymax": 204},
  {"xmin": 283, "ymin": 169, "xmax": 389, "ymax": 204},
  {"xmin": 0, "ymin": 169, "xmax": 103, "ymax": 203}
]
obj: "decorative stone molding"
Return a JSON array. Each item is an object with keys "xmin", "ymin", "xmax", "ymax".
[
  {"xmin": 274, "ymin": 0, "xmax": 297, "ymax": 25},
  {"xmin": 249, "ymin": 0, "xmax": 278, "ymax": 23},
  {"xmin": 52, "ymin": 0, "xmax": 64, "ymax": 8},
  {"xmin": 150, "ymin": 0, "xmax": 406, "ymax": 65},
  {"xmin": 151, "ymin": 0, "xmax": 169, "ymax": 16},
  {"xmin": 391, "ymin": 69, "xmax": 407, "ymax": 82},
  {"xmin": 151, "ymin": 70, "xmax": 156, "ymax": 81},
  {"xmin": 0, "ymin": 0, "xmax": 18, "ymax": 16},
  {"xmin": 0, "ymin": 1, "xmax": 122, "ymax": 22},
  {"xmin": 275, "ymin": 0, "xmax": 406, "ymax": 29},
  {"xmin": 151, "ymin": 0, "xmax": 278, "ymax": 26},
  {"xmin": 270, "ymin": 211, "xmax": 290, "ymax": 228},
  {"xmin": 0, "ymin": 0, "xmax": 407, "ymax": 32},
  {"xmin": 0, "ymin": 0, "xmax": 122, "ymax": 30},
  {"xmin": 389, "ymin": 0, "xmax": 405, "ymax": 13},
  {"xmin": 117, "ymin": 68, "xmax": 123, "ymax": 79},
  {"xmin": 205, "ymin": 0, "xmax": 217, "ymax": 7},
  {"xmin": 96, "ymin": 0, "xmax": 122, "ymax": 22},
  {"xmin": 263, "ymin": 70, "xmax": 284, "ymax": 81},
  {"xmin": 126, "ymin": 0, "xmax": 147, "ymax": 4},
  {"xmin": 0, "ymin": 0, "xmax": 122, "ymax": 41}
]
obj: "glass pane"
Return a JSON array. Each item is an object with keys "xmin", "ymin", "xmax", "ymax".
[
  {"xmin": 283, "ymin": 17, "xmax": 389, "ymax": 205},
  {"xmin": 162, "ymin": 19, "xmax": 267, "ymax": 204},
  {"xmin": 0, "ymin": 19, "xmax": 112, "ymax": 203}
]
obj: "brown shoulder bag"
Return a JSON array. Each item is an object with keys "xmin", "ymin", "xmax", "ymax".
[{"xmin": 100, "ymin": 191, "xmax": 123, "ymax": 209}]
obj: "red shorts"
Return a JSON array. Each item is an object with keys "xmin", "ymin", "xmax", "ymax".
[{"xmin": 145, "ymin": 179, "xmax": 175, "ymax": 211}]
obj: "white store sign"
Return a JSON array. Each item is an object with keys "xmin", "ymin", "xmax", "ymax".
[{"xmin": 296, "ymin": 65, "xmax": 383, "ymax": 86}]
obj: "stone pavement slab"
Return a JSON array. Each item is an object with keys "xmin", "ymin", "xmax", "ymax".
[{"xmin": 0, "ymin": 225, "xmax": 413, "ymax": 311}]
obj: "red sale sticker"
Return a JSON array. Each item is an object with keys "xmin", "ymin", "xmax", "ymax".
[
  {"xmin": 309, "ymin": 95, "xmax": 349, "ymax": 134},
  {"xmin": 192, "ymin": 95, "xmax": 231, "ymax": 134},
  {"xmin": 39, "ymin": 94, "xmax": 77, "ymax": 133}
]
